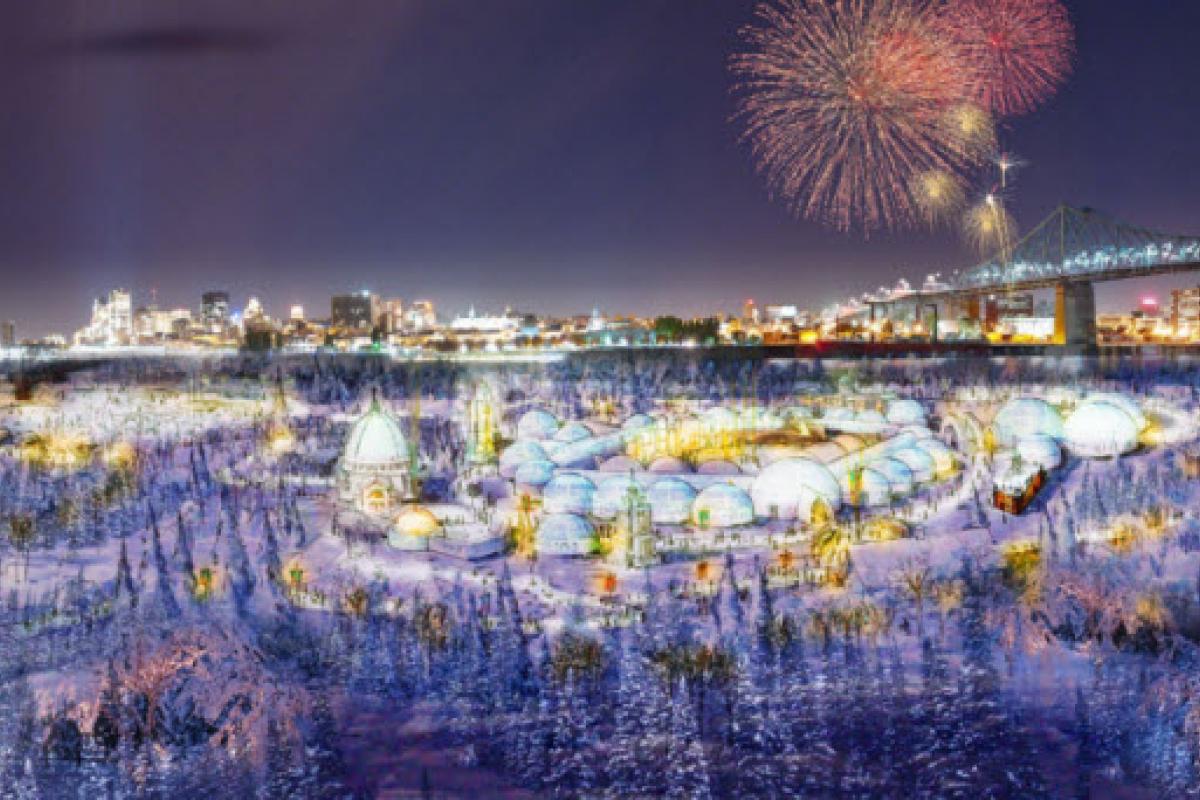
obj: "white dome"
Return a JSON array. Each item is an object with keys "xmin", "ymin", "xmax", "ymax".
[
  {"xmin": 696, "ymin": 459, "xmax": 740, "ymax": 475},
  {"xmin": 856, "ymin": 409, "xmax": 888, "ymax": 427},
  {"xmin": 517, "ymin": 409, "xmax": 559, "ymax": 440},
  {"xmin": 598, "ymin": 455, "xmax": 641, "ymax": 473},
  {"xmin": 550, "ymin": 439, "xmax": 600, "ymax": 469},
  {"xmin": 915, "ymin": 439, "xmax": 956, "ymax": 476},
  {"xmin": 1014, "ymin": 435, "xmax": 1061, "ymax": 470},
  {"xmin": 840, "ymin": 467, "xmax": 892, "ymax": 507},
  {"xmin": 648, "ymin": 456, "xmax": 691, "ymax": 474},
  {"xmin": 542, "ymin": 473, "xmax": 596, "ymax": 515},
  {"xmin": 647, "ymin": 478, "xmax": 697, "ymax": 525},
  {"xmin": 1064, "ymin": 401, "xmax": 1139, "ymax": 458},
  {"xmin": 554, "ymin": 421, "xmax": 593, "ymax": 443},
  {"xmin": 892, "ymin": 447, "xmax": 935, "ymax": 483},
  {"xmin": 751, "ymin": 457, "xmax": 842, "ymax": 520},
  {"xmin": 499, "ymin": 440, "xmax": 549, "ymax": 478},
  {"xmin": 593, "ymin": 474, "xmax": 642, "ymax": 519},
  {"xmin": 873, "ymin": 458, "xmax": 914, "ymax": 496},
  {"xmin": 536, "ymin": 513, "xmax": 595, "ymax": 556},
  {"xmin": 886, "ymin": 399, "xmax": 927, "ymax": 426},
  {"xmin": 1082, "ymin": 393, "xmax": 1146, "ymax": 431},
  {"xmin": 623, "ymin": 413, "xmax": 654, "ymax": 431},
  {"xmin": 513, "ymin": 460, "xmax": 555, "ymax": 488},
  {"xmin": 692, "ymin": 483, "xmax": 754, "ymax": 527},
  {"xmin": 343, "ymin": 399, "xmax": 409, "ymax": 469},
  {"xmin": 992, "ymin": 398, "xmax": 1064, "ymax": 447}
]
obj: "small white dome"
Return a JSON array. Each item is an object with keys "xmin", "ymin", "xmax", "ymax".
[
  {"xmin": 886, "ymin": 399, "xmax": 927, "ymax": 426},
  {"xmin": 513, "ymin": 460, "xmax": 555, "ymax": 488},
  {"xmin": 892, "ymin": 447, "xmax": 935, "ymax": 483},
  {"xmin": 542, "ymin": 473, "xmax": 596, "ymax": 515},
  {"xmin": 517, "ymin": 409, "xmax": 559, "ymax": 440},
  {"xmin": 499, "ymin": 440, "xmax": 549, "ymax": 478},
  {"xmin": 536, "ymin": 513, "xmax": 595, "ymax": 556},
  {"xmin": 647, "ymin": 478, "xmax": 697, "ymax": 525},
  {"xmin": 593, "ymin": 474, "xmax": 643, "ymax": 519},
  {"xmin": 692, "ymin": 483, "xmax": 754, "ymax": 527},
  {"xmin": 648, "ymin": 456, "xmax": 691, "ymax": 474},
  {"xmin": 1064, "ymin": 401, "xmax": 1139, "ymax": 458}
]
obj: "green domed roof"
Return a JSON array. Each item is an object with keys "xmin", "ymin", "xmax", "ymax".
[{"xmin": 343, "ymin": 396, "xmax": 409, "ymax": 468}]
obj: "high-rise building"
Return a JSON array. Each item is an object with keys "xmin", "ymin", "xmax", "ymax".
[
  {"xmin": 382, "ymin": 298, "xmax": 404, "ymax": 333},
  {"xmin": 201, "ymin": 291, "xmax": 231, "ymax": 330},
  {"xmin": 331, "ymin": 291, "xmax": 380, "ymax": 332},
  {"xmin": 74, "ymin": 289, "xmax": 133, "ymax": 347},
  {"xmin": 1, "ymin": 321, "xmax": 14, "ymax": 347},
  {"xmin": 290, "ymin": 304, "xmax": 305, "ymax": 322},
  {"xmin": 1171, "ymin": 287, "xmax": 1200, "ymax": 332}
]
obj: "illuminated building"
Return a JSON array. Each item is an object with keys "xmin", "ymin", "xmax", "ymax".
[
  {"xmin": 466, "ymin": 383, "xmax": 498, "ymax": 466},
  {"xmin": 200, "ymin": 291, "xmax": 230, "ymax": 330},
  {"xmin": 405, "ymin": 300, "xmax": 437, "ymax": 331},
  {"xmin": 331, "ymin": 291, "xmax": 380, "ymax": 332},
  {"xmin": 382, "ymin": 298, "xmax": 404, "ymax": 333},
  {"xmin": 290, "ymin": 305, "xmax": 305, "ymax": 322},
  {"xmin": 74, "ymin": 289, "xmax": 133, "ymax": 347},
  {"xmin": 1, "ymin": 321, "xmax": 14, "ymax": 347},
  {"xmin": 336, "ymin": 393, "xmax": 412, "ymax": 514}
]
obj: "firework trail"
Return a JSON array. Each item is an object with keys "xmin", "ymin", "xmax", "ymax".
[
  {"xmin": 732, "ymin": 0, "xmax": 987, "ymax": 232},
  {"xmin": 935, "ymin": 0, "xmax": 1074, "ymax": 117}
]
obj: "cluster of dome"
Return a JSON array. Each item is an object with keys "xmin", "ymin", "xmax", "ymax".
[{"xmin": 989, "ymin": 393, "xmax": 1145, "ymax": 461}]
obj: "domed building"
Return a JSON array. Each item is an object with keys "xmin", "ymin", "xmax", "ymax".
[
  {"xmin": 840, "ymin": 466, "xmax": 892, "ymax": 508},
  {"xmin": 516, "ymin": 409, "xmax": 559, "ymax": 441},
  {"xmin": 750, "ymin": 457, "xmax": 842, "ymax": 523},
  {"xmin": 648, "ymin": 455, "xmax": 690, "ymax": 474},
  {"xmin": 593, "ymin": 474, "xmax": 642, "ymax": 519},
  {"xmin": 542, "ymin": 473, "xmax": 596, "ymax": 515},
  {"xmin": 646, "ymin": 477, "xmax": 697, "ymax": 525},
  {"xmin": 692, "ymin": 483, "xmax": 754, "ymax": 528},
  {"xmin": 1081, "ymin": 393, "xmax": 1146, "ymax": 432},
  {"xmin": 499, "ymin": 440, "xmax": 550, "ymax": 478},
  {"xmin": 388, "ymin": 506, "xmax": 442, "ymax": 550},
  {"xmin": 513, "ymin": 460, "xmax": 555, "ymax": 491},
  {"xmin": 892, "ymin": 446, "xmax": 936, "ymax": 483},
  {"xmin": 696, "ymin": 459, "xmax": 740, "ymax": 475},
  {"xmin": 1014, "ymin": 434, "xmax": 1062, "ymax": 470},
  {"xmin": 337, "ymin": 396, "xmax": 412, "ymax": 514},
  {"xmin": 874, "ymin": 458, "xmax": 915, "ymax": 496},
  {"xmin": 536, "ymin": 513, "xmax": 596, "ymax": 556},
  {"xmin": 554, "ymin": 421, "xmax": 593, "ymax": 443},
  {"xmin": 1064, "ymin": 400, "xmax": 1140, "ymax": 458},
  {"xmin": 599, "ymin": 455, "xmax": 642, "ymax": 473},
  {"xmin": 886, "ymin": 398, "xmax": 927, "ymax": 426},
  {"xmin": 991, "ymin": 397, "xmax": 1064, "ymax": 447}
]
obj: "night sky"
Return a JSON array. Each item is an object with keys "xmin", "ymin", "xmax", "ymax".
[{"xmin": 2, "ymin": 1, "xmax": 1198, "ymax": 336}]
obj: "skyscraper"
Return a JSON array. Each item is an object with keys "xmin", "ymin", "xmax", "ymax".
[
  {"xmin": 331, "ymin": 291, "xmax": 380, "ymax": 332},
  {"xmin": 201, "ymin": 291, "xmax": 231, "ymax": 330}
]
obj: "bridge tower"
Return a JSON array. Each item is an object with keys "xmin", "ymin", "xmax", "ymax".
[{"xmin": 1053, "ymin": 282, "xmax": 1096, "ymax": 351}]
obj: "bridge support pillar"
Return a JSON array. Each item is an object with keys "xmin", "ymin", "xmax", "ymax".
[{"xmin": 1054, "ymin": 282, "xmax": 1096, "ymax": 352}]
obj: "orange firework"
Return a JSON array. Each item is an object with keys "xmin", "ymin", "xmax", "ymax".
[{"xmin": 732, "ymin": 0, "xmax": 985, "ymax": 232}]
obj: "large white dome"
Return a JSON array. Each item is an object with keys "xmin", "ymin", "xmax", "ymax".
[
  {"xmin": 1064, "ymin": 401, "xmax": 1139, "ymax": 458},
  {"xmin": 750, "ymin": 457, "xmax": 842, "ymax": 520},
  {"xmin": 692, "ymin": 483, "xmax": 754, "ymax": 527},
  {"xmin": 991, "ymin": 397, "xmax": 1064, "ymax": 447},
  {"xmin": 343, "ymin": 398, "xmax": 409, "ymax": 469},
  {"xmin": 542, "ymin": 473, "xmax": 596, "ymax": 515},
  {"xmin": 886, "ymin": 398, "xmax": 927, "ymax": 426}
]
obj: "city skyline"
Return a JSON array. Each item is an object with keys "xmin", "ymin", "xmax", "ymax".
[{"xmin": 1, "ymin": 1, "xmax": 1199, "ymax": 336}]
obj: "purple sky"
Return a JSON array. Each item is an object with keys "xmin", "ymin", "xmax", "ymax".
[{"xmin": 1, "ymin": 1, "xmax": 1199, "ymax": 336}]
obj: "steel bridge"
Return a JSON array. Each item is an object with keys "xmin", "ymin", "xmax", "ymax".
[{"xmin": 866, "ymin": 205, "xmax": 1200, "ymax": 350}]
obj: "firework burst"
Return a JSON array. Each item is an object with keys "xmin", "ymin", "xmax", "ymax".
[
  {"xmin": 935, "ymin": 0, "xmax": 1074, "ymax": 117},
  {"xmin": 911, "ymin": 169, "xmax": 967, "ymax": 227},
  {"xmin": 732, "ymin": 0, "xmax": 983, "ymax": 232},
  {"xmin": 963, "ymin": 193, "xmax": 1017, "ymax": 256}
]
